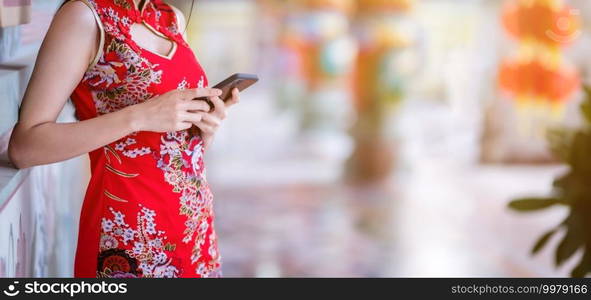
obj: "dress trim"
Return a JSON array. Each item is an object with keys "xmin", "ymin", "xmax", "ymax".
[
  {"xmin": 104, "ymin": 146, "xmax": 122, "ymax": 164},
  {"xmin": 135, "ymin": 21, "xmax": 178, "ymax": 60},
  {"xmin": 74, "ymin": 0, "xmax": 106, "ymax": 70},
  {"xmin": 105, "ymin": 164, "xmax": 139, "ymax": 178},
  {"xmin": 104, "ymin": 190, "xmax": 129, "ymax": 203}
]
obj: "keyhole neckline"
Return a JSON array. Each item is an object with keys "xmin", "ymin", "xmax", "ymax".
[
  {"xmin": 128, "ymin": 21, "xmax": 178, "ymax": 60},
  {"xmin": 118, "ymin": 0, "xmax": 182, "ymax": 60}
]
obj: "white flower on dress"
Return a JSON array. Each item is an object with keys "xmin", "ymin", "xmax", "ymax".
[
  {"xmin": 102, "ymin": 219, "xmax": 114, "ymax": 233},
  {"xmin": 196, "ymin": 263, "xmax": 211, "ymax": 278},
  {"xmin": 177, "ymin": 78, "xmax": 189, "ymax": 90},
  {"xmin": 148, "ymin": 238, "xmax": 163, "ymax": 249},
  {"xmin": 197, "ymin": 76, "xmax": 205, "ymax": 89},
  {"xmin": 103, "ymin": 7, "xmax": 120, "ymax": 23},
  {"xmin": 116, "ymin": 136, "xmax": 152, "ymax": 159},
  {"xmin": 153, "ymin": 252, "xmax": 167, "ymax": 265},
  {"xmin": 121, "ymin": 16, "xmax": 132, "ymax": 27},
  {"xmin": 113, "ymin": 210, "xmax": 126, "ymax": 226},
  {"xmin": 153, "ymin": 264, "xmax": 179, "ymax": 278},
  {"xmin": 132, "ymin": 242, "xmax": 145, "ymax": 256},
  {"xmin": 145, "ymin": 224, "xmax": 157, "ymax": 235},
  {"xmin": 123, "ymin": 228, "xmax": 135, "ymax": 244}
]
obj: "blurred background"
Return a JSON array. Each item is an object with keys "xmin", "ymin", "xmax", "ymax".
[{"xmin": 1, "ymin": 0, "xmax": 591, "ymax": 277}]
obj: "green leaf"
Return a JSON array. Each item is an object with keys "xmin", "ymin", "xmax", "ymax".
[
  {"xmin": 531, "ymin": 229, "xmax": 559, "ymax": 255},
  {"xmin": 569, "ymin": 132, "xmax": 591, "ymax": 174},
  {"xmin": 553, "ymin": 173, "xmax": 572, "ymax": 190},
  {"xmin": 570, "ymin": 251, "xmax": 591, "ymax": 278},
  {"xmin": 581, "ymin": 86, "xmax": 591, "ymax": 124},
  {"xmin": 581, "ymin": 100, "xmax": 591, "ymax": 125},
  {"xmin": 546, "ymin": 128, "xmax": 573, "ymax": 162},
  {"xmin": 508, "ymin": 198, "xmax": 565, "ymax": 212},
  {"xmin": 555, "ymin": 229, "xmax": 584, "ymax": 266}
]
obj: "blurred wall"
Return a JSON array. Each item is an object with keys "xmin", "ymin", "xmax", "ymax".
[{"xmin": 0, "ymin": 0, "xmax": 88, "ymax": 277}]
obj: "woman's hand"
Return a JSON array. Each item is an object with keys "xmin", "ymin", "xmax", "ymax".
[
  {"xmin": 129, "ymin": 88, "xmax": 222, "ymax": 133},
  {"xmin": 197, "ymin": 88, "xmax": 241, "ymax": 149}
]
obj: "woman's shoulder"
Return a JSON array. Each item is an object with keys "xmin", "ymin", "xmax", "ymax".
[
  {"xmin": 50, "ymin": 1, "xmax": 101, "ymax": 69},
  {"xmin": 56, "ymin": 0, "xmax": 98, "ymax": 27}
]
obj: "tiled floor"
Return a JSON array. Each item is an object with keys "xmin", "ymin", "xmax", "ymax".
[
  {"xmin": 206, "ymin": 94, "xmax": 577, "ymax": 278},
  {"xmin": 210, "ymin": 157, "xmax": 573, "ymax": 277}
]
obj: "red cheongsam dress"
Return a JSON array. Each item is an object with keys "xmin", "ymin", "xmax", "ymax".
[{"xmin": 69, "ymin": 0, "xmax": 221, "ymax": 278}]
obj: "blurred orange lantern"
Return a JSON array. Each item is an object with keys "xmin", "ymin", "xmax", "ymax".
[
  {"xmin": 498, "ymin": 0, "xmax": 581, "ymax": 112},
  {"xmin": 499, "ymin": 58, "xmax": 580, "ymax": 104},
  {"xmin": 355, "ymin": 0, "xmax": 414, "ymax": 15},
  {"xmin": 502, "ymin": 0, "xmax": 581, "ymax": 47}
]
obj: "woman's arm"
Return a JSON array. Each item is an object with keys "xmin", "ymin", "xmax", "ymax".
[
  {"xmin": 8, "ymin": 1, "xmax": 217, "ymax": 169},
  {"xmin": 8, "ymin": 1, "xmax": 114, "ymax": 169}
]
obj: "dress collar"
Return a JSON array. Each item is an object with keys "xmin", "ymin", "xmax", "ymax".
[
  {"xmin": 126, "ymin": 0, "xmax": 151, "ymax": 23},
  {"xmin": 128, "ymin": 0, "xmax": 149, "ymax": 14}
]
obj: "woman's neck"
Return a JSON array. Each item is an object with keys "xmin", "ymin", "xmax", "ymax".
[{"xmin": 133, "ymin": 0, "xmax": 147, "ymax": 9}]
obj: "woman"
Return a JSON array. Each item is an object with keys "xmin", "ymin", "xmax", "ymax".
[{"xmin": 8, "ymin": 0, "xmax": 238, "ymax": 278}]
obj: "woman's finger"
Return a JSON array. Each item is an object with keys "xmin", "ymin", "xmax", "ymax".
[
  {"xmin": 209, "ymin": 96, "xmax": 227, "ymax": 118},
  {"xmin": 180, "ymin": 88, "xmax": 221, "ymax": 100},
  {"xmin": 194, "ymin": 121, "xmax": 216, "ymax": 135},
  {"xmin": 180, "ymin": 111, "xmax": 204, "ymax": 124},
  {"xmin": 210, "ymin": 95, "xmax": 224, "ymax": 110},
  {"xmin": 177, "ymin": 121, "xmax": 193, "ymax": 131},
  {"xmin": 225, "ymin": 88, "xmax": 240, "ymax": 107},
  {"xmin": 199, "ymin": 113, "xmax": 222, "ymax": 127},
  {"xmin": 184, "ymin": 99, "xmax": 211, "ymax": 112}
]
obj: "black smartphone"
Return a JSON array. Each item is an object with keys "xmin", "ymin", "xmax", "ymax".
[
  {"xmin": 213, "ymin": 73, "xmax": 259, "ymax": 102},
  {"xmin": 189, "ymin": 73, "xmax": 258, "ymax": 138},
  {"xmin": 195, "ymin": 73, "xmax": 259, "ymax": 103}
]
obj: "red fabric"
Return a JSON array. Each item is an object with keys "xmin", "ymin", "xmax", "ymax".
[{"xmin": 71, "ymin": 0, "xmax": 221, "ymax": 278}]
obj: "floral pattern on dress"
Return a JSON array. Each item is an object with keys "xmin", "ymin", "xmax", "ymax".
[
  {"xmin": 157, "ymin": 131, "xmax": 221, "ymax": 277},
  {"xmin": 86, "ymin": 39, "xmax": 163, "ymax": 115},
  {"xmin": 114, "ymin": 137, "xmax": 152, "ymax": 159},
  {"xmin": 165, "ymin": 76, "xmax": 220, "ymax": 277},
  {"xmin": 98, "ymin": 6, "xmax": 128, "ymax": 41},
  {"xmin": 97, "ymin": 206, "xmax": 180, "ymax": 278}
]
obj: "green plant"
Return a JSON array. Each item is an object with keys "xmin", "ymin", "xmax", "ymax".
[{"xmin": 508, "ymin": 86, "xmax": 591, "ymax": 278}]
